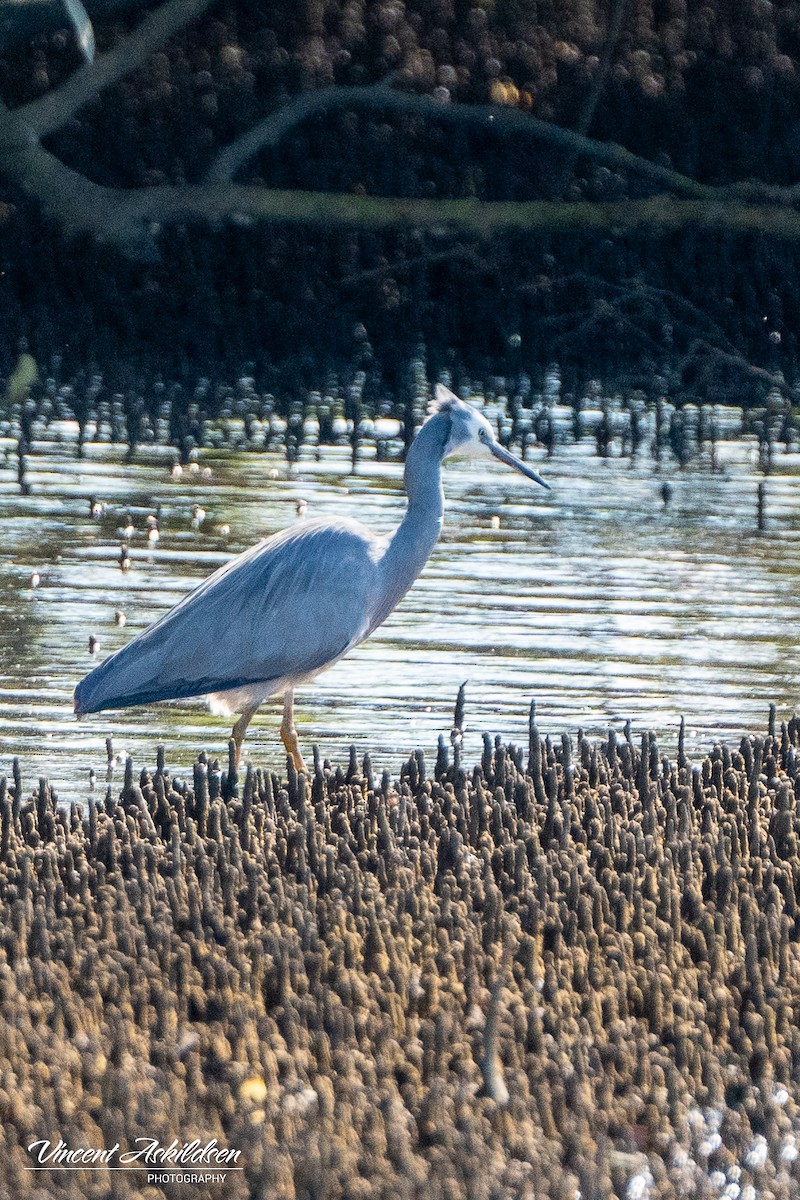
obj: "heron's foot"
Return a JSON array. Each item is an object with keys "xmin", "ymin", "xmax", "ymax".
[
  {"xmin": 280, "ymin": 721, "xmax": 307, "ymax": 774},
  {"xmin": 231, "ymin": 702, "xmax": 260, "ymax": 772},
  {"xmin": 280, "ymin": 689, "xmax": 306, "ymax": 773}
]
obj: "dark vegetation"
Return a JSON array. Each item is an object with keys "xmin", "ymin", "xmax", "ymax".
[
  {"xmin": 2, "ymin": 712, "xmax": 800, "ymax": 1197},
  {"xmin": 2, "ymin": 1, "xmax": 800, "ymax": 392},
  {"xmin": 5, "ymin": 347, "xmax": 796, "ymax": 488}
]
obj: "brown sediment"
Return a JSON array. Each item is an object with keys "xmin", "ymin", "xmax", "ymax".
[{"xmin": 1, "ymin": 717, "xmax": 800, "ymax": 1197}]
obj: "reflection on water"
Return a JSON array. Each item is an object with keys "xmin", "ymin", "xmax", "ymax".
[{"xmin": 1, "ymin": 421, "xmax": 799, "ymax": 804}]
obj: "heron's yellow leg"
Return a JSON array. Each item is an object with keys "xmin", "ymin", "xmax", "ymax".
[
  {"xmin": 280, "ymin": 690, "xmax": 307, "ymax": 773},
  {"xmin": 231, "ymin": 702, "xmax": 260, "ymax": 770}
]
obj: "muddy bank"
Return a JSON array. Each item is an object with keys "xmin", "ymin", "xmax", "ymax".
[{"xmin": 1, "ymin": 716, "xmax": 800, "ymax": 1198}]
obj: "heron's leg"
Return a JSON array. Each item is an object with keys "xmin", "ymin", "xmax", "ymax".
[
  {"xmin": 280, "ymin": 690, "xmax": 307, "ymax": 773},
  {"xmin": 231, "ymin": 702, "xmax": 260, "ymax": 770}
]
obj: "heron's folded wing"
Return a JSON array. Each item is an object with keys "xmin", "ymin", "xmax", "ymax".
[{"xmin": 75, "ymin": 519, "xmax": 380, "ymax": 712}]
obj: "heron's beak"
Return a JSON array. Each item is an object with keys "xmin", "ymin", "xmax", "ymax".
[{"xmin": 489, "ymin": 440, "xmax": 550, "ymax": 489}]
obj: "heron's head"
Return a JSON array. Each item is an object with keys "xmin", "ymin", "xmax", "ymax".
[{"xmin": 432, "ymin": 384, "xmax": 550, "ymax": 489}]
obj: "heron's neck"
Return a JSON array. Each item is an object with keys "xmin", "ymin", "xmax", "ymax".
[
  {"xmin": 373, "ymin": 413, "xmax": 448, "ymax": 626},
  {"xmin": 403, "ymin": 411, "xmax": 448, "ymax": 523}
]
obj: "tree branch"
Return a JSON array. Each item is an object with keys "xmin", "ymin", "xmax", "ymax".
[
  {"xmin": 120, "ymin": 189, "xmax": 800, "ymax": 240},
  {"xmin": 3, "ymin": 0, "xmax": 800, "ymax": 287},
  {"xmin": 0, "ymin": 98, "xmax": 160, "ymax": 257},
  {"xmin": 5, "ymin": 88, "xmax": 800, "ymax": 263},
  {"xmin": 575, "ymin": 0, "xmax": 627, "ymax": 139},
  {"xmin": 203, "ymin": 82, "xmax": 714, "ymax": 201},
  {"xmin": 339, "ymin": 244, "xmax": 484, "ymax": 287},
  {"xmin": 552, "ymin": 0, "xmax": 627, "ymax": 196},
  {"xmin": 14, "ymin": 0, "xmax": 218, "ymax": 138},
  {"xmin": 523, "ymin": 272, "xmax": 740, "ymax": 353},
  {"xmin": 681, "ymin": 340, "xmax": 788, "ymax": 392},
  {"xmin": 11, "ymin": 173, "xmax": 800, "ymax": 260},
  {"xmin": 0, "ymin": 1, "xmax": 144, "ymax": 50},
  {"xmin": 3, "ymin": 5, "xmax": 800, "ymax": 265},
  {"xmin": 718, "ymin": 179, "xmax": 800, "ymax": 204}
]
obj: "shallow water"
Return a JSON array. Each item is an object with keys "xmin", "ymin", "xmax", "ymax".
[{"xmin": 1, "ymin": 417, "xmax": 799, "ymax": 805}]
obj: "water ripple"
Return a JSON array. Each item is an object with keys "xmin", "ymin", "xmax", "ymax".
[{"xmin": 0, "ymin": 434, "xmax": 798, "ymax": 802}]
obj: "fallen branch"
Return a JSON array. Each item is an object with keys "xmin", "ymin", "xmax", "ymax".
[
  {"xmin": 339, "ymin": 244, "xmax": 483, "ymax": 287},
  {"xmin": 553, "ymin": 0, "xmax": 627, "ymax": 196},
  {"xmin": 123, "ymin": 190, "xmax": 800, "ymax": 239},
  {"xmin": 14, "ymin": 170, "xmax": 800, "ymax": 260},
  {"xmin": 574, "ymin": 0, "xmax": 627, "ymax": 139},
  {"xmin": 521, "ymin": 272, "xmax": 741, "ymax": 356},
  {"xmin": 4, "ymin": 0, "xmax": 800, "ymax": 279},
  {"xmin": 0, "ymin": 99, "xmax": 127, "ymax": 237},
  {"xmin": 5, "ymin": 114, "xmax": 800, "ymax": 262},
  {"xmin": 0, "ymin": 0, "xmax": 143, "ymax": 49},
  {"xmin": 681, "ymin": 339, "xmax": 787, "ymax": 392},
  {"xmin": 16, "ymin": 0, "xmax": 218, "ymax": 138},
  {"xmin": 203, "ymin": 82, "xmax": 714, "ymax": 202}
]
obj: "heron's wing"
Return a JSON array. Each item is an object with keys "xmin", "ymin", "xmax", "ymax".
[{"xmin": 75, "ymin": 519, "xmax": 382, "ymax": 712}]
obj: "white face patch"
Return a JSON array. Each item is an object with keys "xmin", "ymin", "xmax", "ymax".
[
  {"xmin": 468, "ymin": 408, "xmax": 496, "ymax": 450},
  {"xmin": 444, "ymin": 404, "xmax": 496, "ymax": 459}
]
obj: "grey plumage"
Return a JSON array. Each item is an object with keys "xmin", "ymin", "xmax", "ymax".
[
  {"xmin": 75, "ymin": 519, "xmax": 379, "ymax": 712},
  {"xmin": 74, "ymin": 387, "xmax": 549, "ymax": 769}
]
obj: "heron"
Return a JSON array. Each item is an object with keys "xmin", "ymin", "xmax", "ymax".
[{"xmin": 74, "ymin": 387, "xmax": 549, "ymax": 771}]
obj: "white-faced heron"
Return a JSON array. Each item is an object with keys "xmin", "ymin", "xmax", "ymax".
[{"xmin": 74, "ymin": 387, "xmax": 549, "ymax": 770}]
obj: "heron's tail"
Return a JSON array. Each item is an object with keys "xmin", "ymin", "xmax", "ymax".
[
  {"xmin": 73, "ymin": 648, "xmax": 137, "ymax": 715},
  {"xmin": 73, "ymin": 641, "xmax": 222, "ymax": 714},
  {"xmin": 74, "ymin": 670, "xmax": 103, "ymax": 716}
]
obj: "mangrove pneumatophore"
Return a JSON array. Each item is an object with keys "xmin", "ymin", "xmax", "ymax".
[{"xmin": 1, "ymin": 714, "xmax": 800, "ymax": 1196}]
